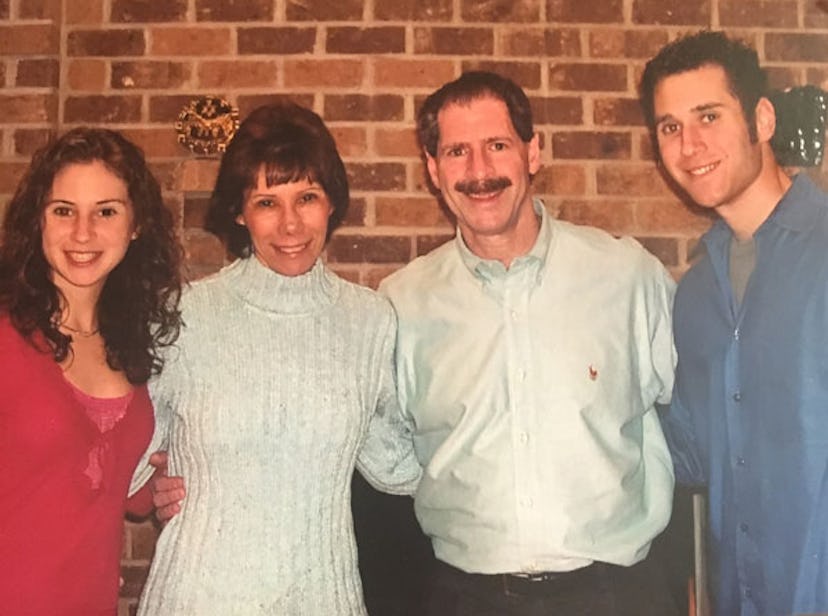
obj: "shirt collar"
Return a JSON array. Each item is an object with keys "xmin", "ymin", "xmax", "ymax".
[
  {"xmin": 455, "ymin": 198, "xmax": 551, "ymax": 281},
  {"xmin": 704, "ymin": 172, "xmax": 823, "ymax": 249}
]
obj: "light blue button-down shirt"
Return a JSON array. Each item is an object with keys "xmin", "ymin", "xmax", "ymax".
[
  {"xmin": 664, "ymin": 173, "xmax": 828, "ymax": 616},
  {"xmin": 379, "ymin": 200, "xmax": 676, "ymax": 574}
]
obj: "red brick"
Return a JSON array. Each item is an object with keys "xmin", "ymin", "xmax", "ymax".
[
  {"xmin": 376, "ymin": 196, "xmax": 453, "ymax": 227},
  {"xmin": 767, "ymin": 67, "xmax": 800, "ymax": 90},
  {"xmin": 720, "ymin": 0, "xmax": 797, "ymax": 28},
  {"xmin": 67, "ymin": 59, "xmax": 107, "ymax": 91},
  {"xmin": 327, "ymin": 27, "xmax": 405, "ymax": 54},
  {"xmin": 0, "ymin": 0, "xmax": 8, "ymax": 19},
  {"xmin": 126, "ymin": 520, "xmax": 159, "ymax": 561},
  {"xmin": 0, "ymin": 162, "xmax": 29, "ymax": 192},
  {"xmin": 636, "ymin": 236, "xmax": 679, "ymax": 266},
  {"xmin": 588, "ymin": 29, "xmax": 668, "ymax": 59},
  {"xmin": 174, "ymin": 159, "xmax": 220, "ymax": 192},
  {"xmin": 632, "ymin": 0, "xmax": 710, "ymax": 25},
  {"xmin": 0, "ymin": 64, "xmax": 5, "ymax": 87},
  {"xmin": 530, "ymin": 96, "xmax": 582, "ymax": 125},
  {"xmin": 596, "ymin": 163, "xmax": 672, "ymax": 197},
  {"xmin": 286, "ymin": 0, "xmax": 362, "ymax": 21},
  {"xmin": 121, "ymin": 128, "xmax": 182, "ymax": 158},
  {"xmin": 150, "ymin": 95, "xmax": 203, "ymax": 122},
  {"xmin": 183, "ymin": 229, "xmax": 226, "ymax": 271},
  {"xmin": 183, "ymin": 194, "xmax": 210, "ymax": 229},
  {"xmin": 327, "ymin": 234, "xmax": 411, "ymax": 263},
  {"xmin": 284, "ymin": 59, "xmax": 364, "ymax": 88},
  {"xmin": 348, "ymin": 162, "xmax": 406, "ymax": 191},
  {"xmin": 548, "ymin": 0, "xmax": 622, "ymax": 22},
  {"xmin": 120, "ymin": 564, "xmax": 150, "ymax": 599},
  {"xmin": 553, "ymin": 131, "xmax": 631, "ymax": 160},
  {"xmin": 532, "ymin": 163, "xmax": 587, "ymax": 195},
  {"xmin": 324, "ymin": 95, "xmax": 404, "ymax": 122},
  {"xmin": 238, "ymin": 27, "xmax": 316, "ymax": 55},
  {"xmin": 414, "ymin": 27, "xmax": 494, "ymax": 55},
  {"xmin": 375, "ymin": 0, "xmax": 452, "ymax": 21},
  {"xmin": 197, "ymin": 61, "xmax": 278, "ymax": 89},
  {"xmin": 112, "ymin": 61, "xmax": 190, "ymax": 89},
  {"xmin": 19, "ymin": 0, "xmax": 60, "ymax": 19},
  {"xmin": 238, "ymin": 94, "xmax": 315, "ymax": 118},
  {"xmin": 152, "ymin": 27, "xmax": 232, "ymax": 56},
  {"xmin": 461, "ymin": 61, "xmax": 541, "ymax": 90},
  {"xmin": 0, "ymin": 24, "xmax": 58, "ymax": 55},
  {"xmin": 14, "ymin": 128, "xmax": 54, "ymax": 156},
  {"xmin": 364, "ymin": 265, "xmax": 402, "ymax": 289},
  {"xmin": 113, "ymin": 0, "xmax": 187, "ymax": 22},
  {"xmin": 68, "ymin": 29, "xmax": 145, "ymax": 57},
  {"xmin": 16, "ymin": 59, "xmax": 59, "ymax": 88},
  {"xmin": 341, "ymin": 196, "xmax": 366, "ymax": 227},
  {"xmin": 766, "ymin": 33, "xmax": 828, "ymax": 63},
  {"xmin": 462, "ymin": 0, "xmax": 540, "ymax": 22},
  {"xmin": 806, "ymin": 67, "xmax": 828, "ymax": 92},
  {"xmin": 196, "ymin": 0, "xmax": 274, "ymax": 21},
  {"xmin": 501, "ymin": 28, "xmax": 581, "ymax": 57},
  {"xmin": 375, "ymin": 128, "xmax": 419, "ymax": 157},
  {"xmin": 329, "ymin": 125, "xmax": 368, "ymax": 157},
  {"xmin": 64, "ymin": 95, "xmax": 142, "ymax": 123},
  {"xmin": 557, "ymin": 199, "xmax": 636, "ymax": 234},
  {"xmin": 635, "ymin": 198, "xmax": 713, "ymax": 234},
  {"xmin": 549, "ymin": 63, "xmax": 626, "ymax": 91},
  {"xmin": 0, "ymin": 94, "xmax": 57, "ymax": 123},
  {"xmin": 65, "ymin": 0, "xmax": 103, "ymax": 23},
  {"xmin": 416, "ymin": 234, "xmax": 453, "ymax": 256},
  {"xmin": 374, "ymin": 59, "xmax": 455, "ymax": 88},
  {"xmin": 805, "ymin": 0, "xmax": 828, "ymax": 28},
  {"xmin": 594, "ymin": 97, "xmax": 644, "ymax": 126}
]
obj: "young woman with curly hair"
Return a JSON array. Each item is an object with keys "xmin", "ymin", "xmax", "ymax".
[{"xmin": 0, "ymin": 127, "xmax": 182, "ymax": 615}]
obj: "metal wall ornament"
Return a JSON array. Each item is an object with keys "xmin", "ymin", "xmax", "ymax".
[
  {"xmin": 175, "ymin": 96, "xmax": 239, "ymax": 156},
  {"xmin": 769, "ymin": 85, "xmax": 828, "ymax": 167}
]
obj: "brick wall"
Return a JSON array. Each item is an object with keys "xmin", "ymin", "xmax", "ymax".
[{"xmin": 1, "ymin": 0, "xmax": 826, "ymax": 612}]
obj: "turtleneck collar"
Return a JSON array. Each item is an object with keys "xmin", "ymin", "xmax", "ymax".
[{"xmin": 220, "ymin": 256, "xmax": 339, "ymax": 315}]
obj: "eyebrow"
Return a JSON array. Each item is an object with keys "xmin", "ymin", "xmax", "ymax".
[{"xmin": 45, "ymin": 198, "xmax": 129, "ymax": 206}]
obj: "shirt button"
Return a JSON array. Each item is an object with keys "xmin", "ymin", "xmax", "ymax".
[
  {"xmin": 511, "ymin": 310, "xmax": 518, "ymax": 320},
  {"xmin": 737, "ymin": 457, "xmax": 746, "ymax": 466},
  {"xmin": 521, "ymin": 497, "xmax": 534, "ymax": 508},
  {"xmin": 734, "ymin": 328, "xmax": 740, "ymax": 340},
  {"xmin": 739, "ymin": 522, "xmax": 749, "ymax": 533},
  {"xmin": 519, "ymin": 431, "xmax": 529, "ymax": 444},
  {"xmin": 744, "ymin": 587, "xmax": 752, "ymax": 599},
  {"xmin": 733, "ymin": 391, "xmax": 742, "ymax": 402}
]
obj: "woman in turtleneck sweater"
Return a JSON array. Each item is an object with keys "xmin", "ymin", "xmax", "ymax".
[{"xmin": 130, "ymin": 102, "xmax": 421, "ymax": 615}]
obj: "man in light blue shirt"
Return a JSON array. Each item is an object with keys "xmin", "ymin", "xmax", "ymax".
[
  {"xmin": 641, "ymin": 31, "xmax": 828, "ymax": 616},
  {"xmin": 379, "ymin": 71, "xmax": 681, "ymax": 616}
]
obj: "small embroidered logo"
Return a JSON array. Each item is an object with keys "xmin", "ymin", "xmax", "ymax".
[{"xmin": 588, "ymin": 365, "xmax": 598, "ymax": 381}]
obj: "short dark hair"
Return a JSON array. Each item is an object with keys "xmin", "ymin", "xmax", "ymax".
[
  {"xmin": 416, "ymin": 71, "xmax": 534, "ymax": 157},
  {"xmin": 0, "ymin": 127, "xmax": 182, "ymax": 384},
  {"xmin": 206, "ymin": 102, "xmax": 349, "ymax": 258},
  {"xmin": 640, "ymin": 30, "xmax": 768, "ymax": 142}
]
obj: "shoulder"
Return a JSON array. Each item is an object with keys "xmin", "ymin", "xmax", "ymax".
[{"xmin": 378, "ymin": 240, "xmax": 458, "ymax": 302}]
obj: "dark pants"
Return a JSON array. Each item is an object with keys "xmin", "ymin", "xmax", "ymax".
[{"xmin": 424, "ymin": 553, "xmax": 684, "ymax": 616}]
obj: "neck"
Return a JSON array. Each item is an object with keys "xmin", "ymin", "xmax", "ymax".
[
  {"xmin": 717, "ymin": 145, "xmax": 792, "ymax": 240},
  {"xmin": 56, "ymin": 284, "xmax": 102, "ymax": 335},
  {"xmin": 461, "ymin": 199, "xmax": 541, "ymax": 268}
]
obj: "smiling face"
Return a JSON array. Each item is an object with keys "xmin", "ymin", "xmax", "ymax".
[
  {"xmin": 236, "ymin": 168, "xmax": 333, "ymax": 277},
  {"xmin": 653, "ymin": 64, "xmax": 773, "ymax": 213},
  {"xmin": 425, "ymin": 96, "xmax": 540, "ymax": 261},
  {"xmin": 41, "ymin": 160, "xmax": 136, "ymax": 300}
]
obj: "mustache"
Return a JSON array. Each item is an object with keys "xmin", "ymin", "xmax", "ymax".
[{"xmin": 454, "ymin": 176, "xmax": 512, "ymax": 195}]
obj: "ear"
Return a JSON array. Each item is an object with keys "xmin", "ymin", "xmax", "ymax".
[
  {"xmin": 754, "ymin": 97, "xmax": 776, "ymax": 143},
  {"xmin": 235, "ymin": 213, "xmax": 246, "ymax": 226},
  {"xmin": 425, "ymin": 149, "xmax": 441, "ymax": 191},
  {"xmin": 527, "ymin": 133, "xmax": 541, "ymax": 176}
]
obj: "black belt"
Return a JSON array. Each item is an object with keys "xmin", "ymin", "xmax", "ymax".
[{"xmin": 439, "ymin": 560, "xmax": 610, "ymax": 598}]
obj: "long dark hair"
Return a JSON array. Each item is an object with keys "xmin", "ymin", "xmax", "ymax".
[{"xmin": 0, "ymin": 127, "xmax": 182, "ymax": 384}]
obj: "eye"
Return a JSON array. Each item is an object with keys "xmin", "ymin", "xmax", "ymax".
[
  {"xmin": 445, "ymin": 145, "xmax": 467, "ymax": 158},
  {"xmin": 254, "ymin": 198, "xmax": 275, "ymax": 208},
  {"xmin": 298, "ymin": 192, "xmax": 319, "ymax": 204},
  {"xmin": 50, "ymin": 205, "xmax": 73, "ymax": 217},
  {"xmin": 98, "ymin": 206, "xmax": 119, "ymax": 218},
  {"xmin": 701, "ymin": 112, "xmax": 718, "ymax": 124},
  {"xmin": 490, "ymin": 141, "xmax": 508, "ymax": 152},
  {"xmin": 659, "ymin": 122, "xmax": 679, "ymax": 136}
]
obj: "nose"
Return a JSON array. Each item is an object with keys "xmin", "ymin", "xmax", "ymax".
[
  {"xmin": 680, "ymin": 124, "xmax": 704, "ymax": 157},
  {"xmin": 466, "ymin": 146, "xmax": 494, "ymax": 178},
  {"xmin": 280, "ymin": 204, "xmax": 302, "ymax": 234},
  {"xmin": 71, "ymin": 213, "xmax": 94, "ymax": 243}
]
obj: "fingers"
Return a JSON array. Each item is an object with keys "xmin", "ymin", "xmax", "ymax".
[
  {"xmin": 156, "ymin": 501, "xmax": 182, "ymax": 523},
  {"xmin": 148, "ymin": 450, "xmax": 169, "ymax": 472}
]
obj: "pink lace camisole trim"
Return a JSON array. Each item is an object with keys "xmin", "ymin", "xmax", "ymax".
[{"xmin": 67, "ymin": 381, "xmax": 134, "ymax": 490}]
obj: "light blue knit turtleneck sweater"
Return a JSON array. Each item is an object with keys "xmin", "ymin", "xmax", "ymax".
[{"xmin": 130, "ymin": 256, "xmax": 421, "ymax": 615}]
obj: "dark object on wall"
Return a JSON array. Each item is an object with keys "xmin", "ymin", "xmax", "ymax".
[
  {"xmin": 175, "ymin": 96, "xmax": 239, "ymax": 156},
  {"xmin": 769, "ymin": 85, "xmax": 827, "ymax": 167}
]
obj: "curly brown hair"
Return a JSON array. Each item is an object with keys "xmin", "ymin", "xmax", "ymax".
[{"xmin": 0, "ymin": 127, "xmax": 182, "ymax": 384}]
